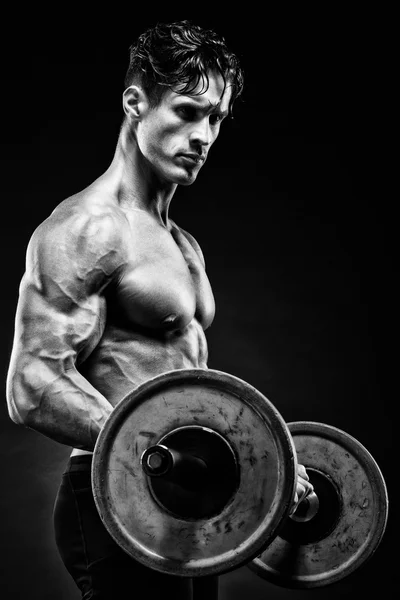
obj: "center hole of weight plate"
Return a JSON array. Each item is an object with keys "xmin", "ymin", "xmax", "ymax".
[
  {"xmin": 146, "ymin": 426, "xmax": 239, "ymax": 520},
  {"xmin": 279, "ymin": 468, "xmax": 342, "ymax": 545}
]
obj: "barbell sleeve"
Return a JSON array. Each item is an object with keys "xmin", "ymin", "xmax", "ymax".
[
  {"xmin": 141, "ymin": 444, "xmax": 209, "ymax": 491},
  {"xmin": 290, "ymin": 490, "xmax": 320, "ymax": 522}
]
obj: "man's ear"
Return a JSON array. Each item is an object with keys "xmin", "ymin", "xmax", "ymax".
[{"xmin": 122, "ymin": 85, "xmax": 148, "ymax": 120}]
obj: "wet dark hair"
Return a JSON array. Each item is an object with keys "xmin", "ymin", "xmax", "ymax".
[{"xmin": 124, "ymin": 20, "xmax": 244, "ymax": 115}]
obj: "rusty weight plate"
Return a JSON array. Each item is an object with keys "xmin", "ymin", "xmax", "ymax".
[
  {"xmin": 249, "ymin": 421, "xmax": 389, "ymax": 588},
  {"xmin": 92, "ymin": 368, "xmax": 296, "ymax": 577}
]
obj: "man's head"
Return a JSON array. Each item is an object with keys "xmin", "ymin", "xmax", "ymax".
[
  {"xmin": 122, "ymin": 21, "xmax": 244, "ymax": 186},
  {"xmin": 124, "ymin": 20, "xmax": 244, "ymax": 115}
]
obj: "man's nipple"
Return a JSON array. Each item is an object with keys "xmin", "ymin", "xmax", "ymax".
[
  {"xmin": 162, "ymin": 314, "xmax": 185, "ymax": 331},
  {"xmin": 163, "ymin": 314, "xmax": 177, "ymax": 325}
]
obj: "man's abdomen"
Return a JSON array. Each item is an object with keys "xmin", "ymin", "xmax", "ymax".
[{"xmin": 78, "ymin": 318, "xmax": 208, "ymax": 408}]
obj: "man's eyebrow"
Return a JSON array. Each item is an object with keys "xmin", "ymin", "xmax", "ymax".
[
  {"xmin": 176, "ymin": 96, "xmax": 227, "ymax": 112},
  {"xmin": 174, "ymin": 96, "xmax": 229, "ymax": 118},
  {"xmin": 207, "ymin": 100, "xmax": 228, "ymax": 116}
]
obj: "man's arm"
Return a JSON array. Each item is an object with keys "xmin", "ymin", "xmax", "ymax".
[{"xmin": 6, "ymin": 209, "xmax": 125, "ymax": 451}]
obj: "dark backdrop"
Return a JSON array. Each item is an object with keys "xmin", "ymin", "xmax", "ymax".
[{"xmin": 0, "ymin": 8, "xmax": 393, "ymax": 599}]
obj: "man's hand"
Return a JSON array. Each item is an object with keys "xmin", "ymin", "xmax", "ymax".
[{"xmin": 290, "ymin": 463, "xmax": 314, "ymax": 515}]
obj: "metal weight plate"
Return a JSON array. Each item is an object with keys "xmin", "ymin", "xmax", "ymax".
[
  {"xmin": 91, "ymin": 368, "xmax": 296, "ymax": 577},
  {"xmin": 249, "ymin": 421, "xmax": 389, "ymax": 588}
]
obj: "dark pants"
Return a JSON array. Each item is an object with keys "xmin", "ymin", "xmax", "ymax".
[{"xmin": 53, "ymin": 455, "xmax": 219, "ymax": 600}]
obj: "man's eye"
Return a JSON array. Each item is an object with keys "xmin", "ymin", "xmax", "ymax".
[
  {"xmin": 178, "ymin": 106, "xmax": 196, "ymax": 120},
  {"xmin": 210, "ymin": 114, "xmax": 222, "ymax": 126}
]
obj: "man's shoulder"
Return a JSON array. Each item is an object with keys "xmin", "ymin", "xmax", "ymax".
[
  {"xmin": 28, "ymin": 190, "xmax": 128, "ymax": 277},
  {"xmin": 31, "ymin": 192, "xmax": 125, "ymax": 252}
]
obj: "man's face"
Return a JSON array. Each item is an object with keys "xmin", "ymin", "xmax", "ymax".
[{"xmin": 136, "ymin": 70, "xmax": 232, "ymax": 185}]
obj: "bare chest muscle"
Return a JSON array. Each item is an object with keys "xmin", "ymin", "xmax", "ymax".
[{"xmin": 109, "ymin": 216, "xmax": 215, "ymax": 332}]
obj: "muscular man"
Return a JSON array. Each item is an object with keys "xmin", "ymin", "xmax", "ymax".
[{"xmin": 6, "ymin": 20, "xmax": 311, "ymax": 599}]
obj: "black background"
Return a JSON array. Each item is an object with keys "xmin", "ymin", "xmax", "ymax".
[{"xmin": 0, "ymin": 7, "xmax": 394, "ymax": 599}]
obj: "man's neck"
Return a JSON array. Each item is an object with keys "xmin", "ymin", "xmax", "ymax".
[{"xmin": 100, "ymin": 129, "xmax": 177, "ymax": 228}]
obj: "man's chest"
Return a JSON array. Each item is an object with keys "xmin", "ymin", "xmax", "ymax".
[{"xmin": 111, "ymin": 219, "xmax": 215, "ymax": 331}]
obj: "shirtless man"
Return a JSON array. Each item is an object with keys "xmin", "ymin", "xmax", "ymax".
[{"xmin": 6, "ymin": 20, "xmax": 311, "ymax": 600}]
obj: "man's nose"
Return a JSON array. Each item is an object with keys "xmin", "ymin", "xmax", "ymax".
[{"xmin": 190, "ymin": 118, "xmax": 212, "ymax": 149}]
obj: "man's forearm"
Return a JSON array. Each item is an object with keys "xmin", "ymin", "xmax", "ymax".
[{"xmin": 7, "ymin": 365, "xmax": 113, "ymax": 451}]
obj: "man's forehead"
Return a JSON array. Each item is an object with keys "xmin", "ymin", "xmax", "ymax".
[{"xmin": 171, "ymin": 71, "xmax": 232, "ymax": 110}]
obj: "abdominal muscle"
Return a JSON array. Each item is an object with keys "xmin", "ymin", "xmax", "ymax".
[{"xmin": 71, "ymin": 318, "xmax": 208, "ymax": 457}]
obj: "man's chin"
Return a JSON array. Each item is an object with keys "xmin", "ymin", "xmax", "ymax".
[
  {"xmin": 173, "ymin": 169, "xmax": 199, "ymax": 186},
  {"xmin": 178, "ymin": 176, "xmax": 197, "ymax": 186}
]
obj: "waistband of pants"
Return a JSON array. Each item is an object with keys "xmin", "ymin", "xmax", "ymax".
[{"xmin": 66, "ymin": 454, "xmax": 93, "ymax": 472}]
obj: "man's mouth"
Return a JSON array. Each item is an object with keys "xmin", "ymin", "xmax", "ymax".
[{"xmin": 178, "ymin": 153, "xmax": 205, "ymax": 165}]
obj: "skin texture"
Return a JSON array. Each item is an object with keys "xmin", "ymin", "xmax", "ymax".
[
  {"xmin": 6, "ymin": 72, "xmax": 226, "ymax": 451},
  {"xmin": 7, "ymin": 70, "xmax": 312, "ymax": 499}
]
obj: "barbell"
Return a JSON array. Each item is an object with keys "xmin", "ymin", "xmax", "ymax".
[{"xmin": 91, "ymin": 368, "xmax": 388, "ymax": 588}]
